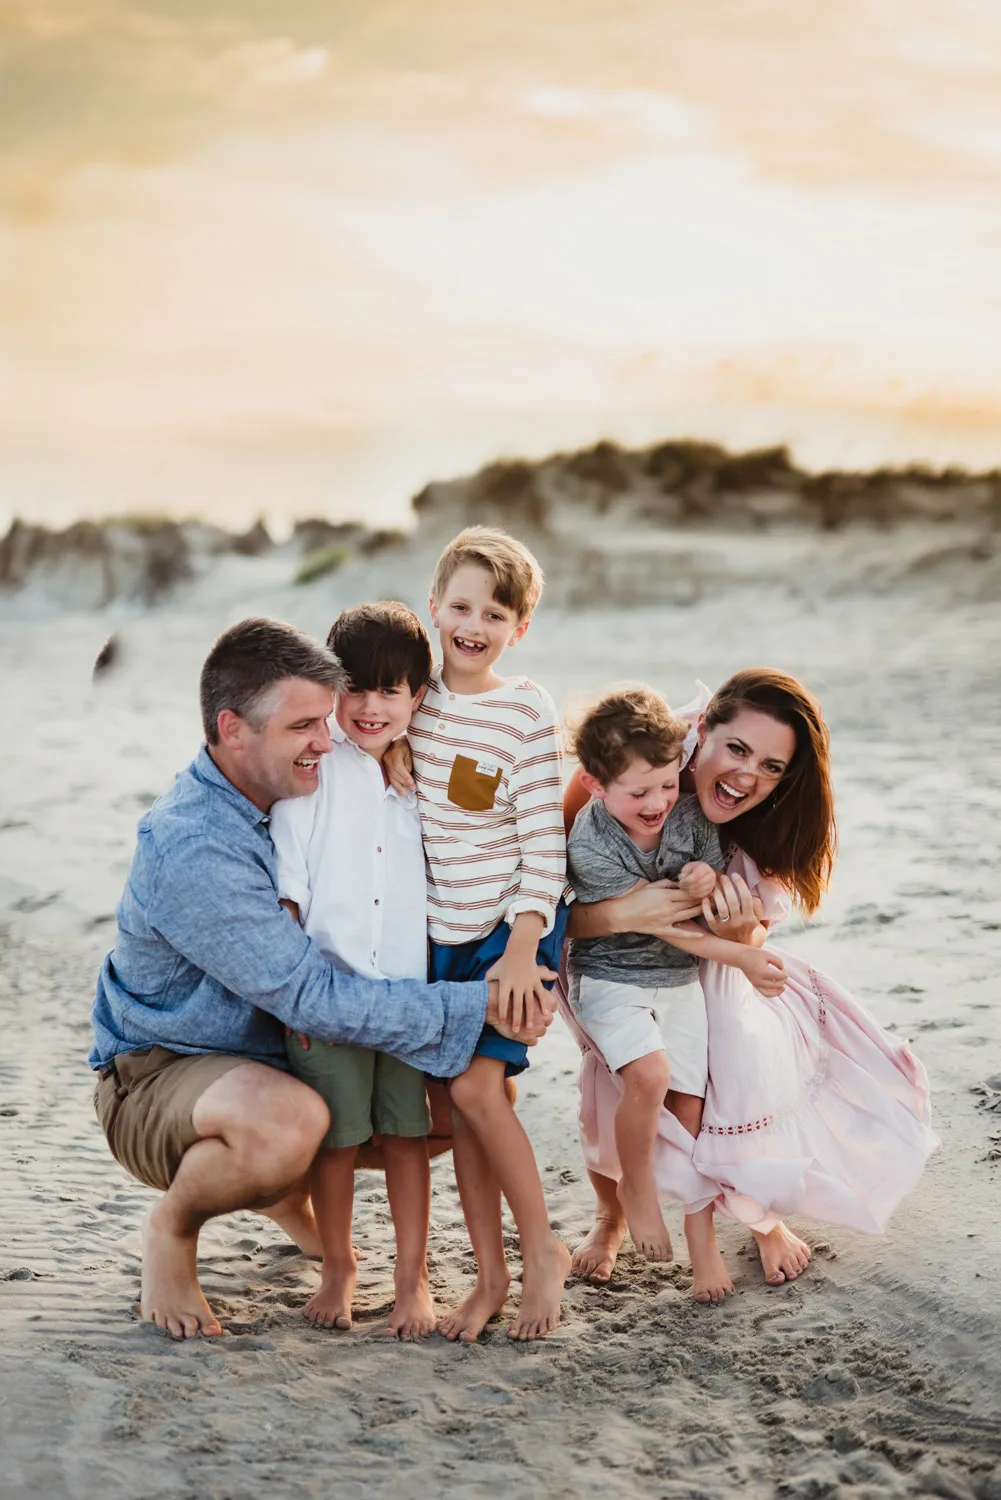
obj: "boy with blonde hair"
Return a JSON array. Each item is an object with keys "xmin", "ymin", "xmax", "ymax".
[{"xmin": 409, "ymin": 526, "xmax": 570, "ymax": 1342}]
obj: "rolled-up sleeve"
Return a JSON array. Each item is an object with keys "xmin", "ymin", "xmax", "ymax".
[{"xmin": 151, "ymin": 835, "xmax": 487, "ymax": 1075}]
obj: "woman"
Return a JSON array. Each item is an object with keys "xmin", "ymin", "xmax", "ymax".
[{"xmin": 562, "ymin": 668, "xmax": 938, "ymax": 1298}]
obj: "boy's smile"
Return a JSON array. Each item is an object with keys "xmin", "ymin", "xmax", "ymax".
[
  {"xmin": 584, "ymin": 754, "xmax": 683, "ymax": 851},
  {"xmin": 430, "ymin": 562, "xmax": 530, "ymax": 693},
  {"xmin": 335, "ymin": 684, "xmax": 421, "ymax": 764}
]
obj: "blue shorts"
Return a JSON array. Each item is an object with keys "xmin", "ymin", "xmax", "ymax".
[{"xmin": 429, "ymin": 901, "xmax": 569, "ymax": 1078}]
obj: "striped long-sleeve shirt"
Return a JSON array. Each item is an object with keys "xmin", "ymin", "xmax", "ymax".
[{"xmin": 410, "ymin": 670, "xmax": 567, "ymax": 944}]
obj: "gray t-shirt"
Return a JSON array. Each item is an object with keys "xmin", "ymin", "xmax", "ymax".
[{"xmin": 567, "ymin": 794, "xmax": 724, "ymax": 988}]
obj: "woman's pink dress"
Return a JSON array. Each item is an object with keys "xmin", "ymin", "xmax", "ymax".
[
  {"xmin": 692, "ymin": 848, "xmax": 938, "ymax": 1233},
  {"xmin": 561, "ymin": 688, "xmax": 939, "ymax": 1235}
]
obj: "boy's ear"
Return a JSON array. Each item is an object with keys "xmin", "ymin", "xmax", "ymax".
[
  {"xmin": 413, "ymin": 683, "xmax": 428, "ymax": 711},
  {"xmin": 508, "ymin": 616, "xmax": 531, "ymax": 647},
  {"xmin": 428, "ymin": 595, "xmax": 440, "ymax": 628},
  {"xmin": 579, "ymin": 769, "xmax": 607, "ymax": 801}
]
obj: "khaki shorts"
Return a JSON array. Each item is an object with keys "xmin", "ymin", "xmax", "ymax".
[
  {"xmin": 94, "ymin": 1046, "xmax": 251, "ymax": 1192},
  {"xmin": 285, "ymin": 1035, "xmax": 431, "ymax": 1149}
]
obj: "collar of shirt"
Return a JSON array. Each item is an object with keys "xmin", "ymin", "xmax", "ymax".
[
  {"xmin": 193, "ymin": 744, "xmax": 273, "ymax": 829},
  {"xmin": 329, "ymin": 722, "xmax": 415, "ymax": 806}
]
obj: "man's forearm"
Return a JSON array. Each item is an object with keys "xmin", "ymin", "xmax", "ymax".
[{"xmin": 270, "ymin": 960, "xmax": 489, "ymax": 1078}]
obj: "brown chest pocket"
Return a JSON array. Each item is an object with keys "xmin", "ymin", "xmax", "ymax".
[{"xmin": 447, "ymin": 753, "xmax": 503, "ymax": 812}]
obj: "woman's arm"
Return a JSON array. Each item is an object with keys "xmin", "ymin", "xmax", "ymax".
[
  {"xmin": 563, "ymin": 763, "xmax": 591, "ymax": 835},
  {"xmin": 567, "ymin": 880, "xmax": 703, "ymax": 941}
]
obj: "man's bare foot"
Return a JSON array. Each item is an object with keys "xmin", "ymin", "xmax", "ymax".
[
  {"xmin": 571, "ymin": 1213, "xmax": 627, "ymax": 1284},
  {"xmin": 437, "ymin": 1269, "xmax": 511, "ymax": 1344},
  {"xmin": 385, "ymin": 1270, "xmax": 435, "ymax": 1339},
  {"xmin": 684, "ymin": 1210, "xmax": 733, "ymax": 1306},
  {"xmin": 508, "ymin": 1235, "xmax": 572, "ymax": 1341},
  {"xmin": 140, "ymin": 1206, "xmax": 222, "ymax": 1340},
  {"xmin": 261, "ymin": 1190, "xmax": 323, "ymax": 1259},
  {"xmin": 304, "ymin": 1255, "xmax": 357, "ymax": 1330},
  {"xmin": 617, "ymin": 1178, "xmax": 673, "ymax": 1261},
  {"xmin": 751, "ymin": 1222, "xmax": 812, "ymax": 1285}
]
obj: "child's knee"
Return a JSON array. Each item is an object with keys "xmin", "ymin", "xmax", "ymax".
[
  {"xmin": 449, "ymin": 1060, "xmax": 504, "ymax": 1119},
  {"xmin": 621, "ymin": 1050, "xmax": 671, "ymax": 1102}
]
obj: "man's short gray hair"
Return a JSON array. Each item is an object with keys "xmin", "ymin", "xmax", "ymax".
[{"xmin": 200, "ymin": 617, "xmax": 347, "ymax": 745}]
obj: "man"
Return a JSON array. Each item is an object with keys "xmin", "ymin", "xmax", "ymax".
[{"xmin": 90, "ymin": 617, "xmax": 552, "ymax": 1340}]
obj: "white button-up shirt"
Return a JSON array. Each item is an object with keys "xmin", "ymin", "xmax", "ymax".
[{"xmin": 269, "ymin": 727, "xmax": 428, "ymax": 982}]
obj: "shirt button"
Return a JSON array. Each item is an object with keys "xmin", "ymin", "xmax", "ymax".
[
  {"xmin": 374, "ymin": 898, "xmax": 380, "ymax": 905},
  {"xmin": 449, "ymin": 694, "xmax": 455, "ymax": 701},
  {"xmin": 377, "ymin": 846, "xmax": 382, "ymax": 853}
]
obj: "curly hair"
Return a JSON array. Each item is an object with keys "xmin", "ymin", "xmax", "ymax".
[{"xmin": 572, "ymin": 686, "xmax": 689, "ymax": 786}]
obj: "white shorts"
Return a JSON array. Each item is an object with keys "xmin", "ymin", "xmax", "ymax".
[{"xmin": 568, "ymin": 973, "xmax": 709, "ymax": 1097}]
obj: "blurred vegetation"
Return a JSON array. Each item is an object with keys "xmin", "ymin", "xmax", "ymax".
[{"xmin": 294, "ymin": 544, "xmax": 349, "ymax": 585}]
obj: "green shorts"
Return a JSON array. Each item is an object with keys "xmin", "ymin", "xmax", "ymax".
[{"xmin": 285, "ymin": 1035, "xmax": 431, "ymax": 1149}]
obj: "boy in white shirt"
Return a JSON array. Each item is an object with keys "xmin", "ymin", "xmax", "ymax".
[
  {"xmin": 270, "ymin": 602, "xmax": 435, "ymax": 1339},
  {"xmin": 406, "ymin": 527, "xmax": 570, "ymax": 1343}
]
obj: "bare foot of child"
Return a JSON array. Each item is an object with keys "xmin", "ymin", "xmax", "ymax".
[
  {"xmin": 617, "ymin": 1178, "xmax": 673, "ymax": 1261},
  {"xmin": 385, "ymin": 1270, "xmax": 435, "ymax": 1339},
  {"xmin": 304, "ymin": 1254, "xmax": 357, "ymax": 1330},
  {"xmin": 684, "ymin": 1209, "xmax": 733, "ymax": 1305},
  {"xmin": 752, "ymin": 1222, "xmax": 812, "ymax": 1285},
  {"xmin": 508, "ymin": 1235, "xmax": 571, "ymax": 1341},
  {"xmin": 570, "ymin": 1213, "xmax": 627, "ymax": 1283},
  {"xmin": 437, "ymin": 1270, "xmax": 511, "ymax": 1344}
]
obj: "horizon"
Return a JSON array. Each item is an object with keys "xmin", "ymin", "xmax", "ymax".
[{"xmin": 3, "ymin": 1, "xmax": 1001, "ymax": 535}]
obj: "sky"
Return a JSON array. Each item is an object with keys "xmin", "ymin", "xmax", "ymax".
[{"xmin": 2, "ymin": 0, "xmax": 1001, "ymax": 533}]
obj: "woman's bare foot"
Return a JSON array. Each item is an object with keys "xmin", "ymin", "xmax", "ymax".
[
  {"xmin": 684, "ymin": 1208, "xmax": 733, "ymax": 1305},
  {"xmin": 571, "ymin": 1213, "xmax": 628, "ymax": 1283},
  {"xmin": 385, "ymin": 1270, "xmax": 435, "ymax": 1339},
  {"xmin": 751, "ymin": 1222, "xmax": 812, "ymax": 1286},
  {"xmin": 304, "ymin": 1255, "xmax": 357, "ymax": 1330},
  {"xmin": 508, "ymin": 1235, "xmax": 572, "ymax": 1341},
  {"xmin": 617, "ymin": 1178, "xmax": 673, "ymax": 1261},
  {"xmin": 140, "ymin": 1206, "xmax": 222, "ymax": 1340},
  {"xmin": 262, "ymin": 1189, "xmax": 323, "ymax": 1258},
  {"xmin": 437, "ymin": 1269, "xmax": 511, "ymax": 1344}
]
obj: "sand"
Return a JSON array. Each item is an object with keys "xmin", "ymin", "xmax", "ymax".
[{"xmin": 2, "ymin": 528, "xmax": 1001, "ymax": 1499}]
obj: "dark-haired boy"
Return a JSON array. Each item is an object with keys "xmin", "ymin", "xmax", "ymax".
[{"xmin": 270, "ymin": 602, "xmax": 437, "ymax": 1339}]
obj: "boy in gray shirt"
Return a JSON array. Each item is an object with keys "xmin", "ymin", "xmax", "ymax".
[{"xmin": 566, "ymin": 686, "xmax": 782, "ymax": 1268}]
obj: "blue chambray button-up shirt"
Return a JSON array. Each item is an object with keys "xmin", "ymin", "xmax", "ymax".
[{"xmin": 89, "ymin": 746, "xmax": 487, "ymax": 1077}]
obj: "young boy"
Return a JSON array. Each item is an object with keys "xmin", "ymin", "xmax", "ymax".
[
  {"xmin": 566, "ymin": 687, "xmax": 786, "ymax": 1289},
  {"xmin": 408, "ymin": 526, "xmax": 570, "ymax": 1343},
  {"xmin": 270, "ymin": 602, "xmax": 436, "ymax": 1339}
]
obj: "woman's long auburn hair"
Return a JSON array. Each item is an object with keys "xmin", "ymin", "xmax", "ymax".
[{"xmin": 703, "ymin": 668, "xmax": 836, "ymax": 915}]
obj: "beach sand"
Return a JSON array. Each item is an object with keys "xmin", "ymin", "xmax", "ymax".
[{"xmin": 2, "ymin": 530, "xmax": 1001, "ymax": 1498}]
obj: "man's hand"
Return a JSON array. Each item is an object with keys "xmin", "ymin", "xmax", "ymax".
[
  {"xmin": 678, "ymin": 861, "xmax": 718, "ymax": 901},
  {"xmin": 737, "ymin": 946, "xmax": 788, "ymax": 998},
  {"xmin": 486, "ymin": 977, "xmax": 556, "ymax": 1042},
  {"xmin": 383, "ymin": 737, "xmax": 416, "ymax": 795}
]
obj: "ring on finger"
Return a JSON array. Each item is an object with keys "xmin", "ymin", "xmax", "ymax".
[{"xmin": 717, "ymin": 913, "xmax": 731, "ymax": 923}]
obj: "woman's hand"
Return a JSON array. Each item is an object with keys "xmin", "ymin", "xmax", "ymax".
[
  {"xmin": 383, "ymin": 736, "xmax": 416, "ymax": 795},
  {"xmin": 568, "ymin": 880, "xmax": 703, "ymax": 943},
  {"xmin": 701, "ymin": 874, "xmax": 766, "ymax": 947}
]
